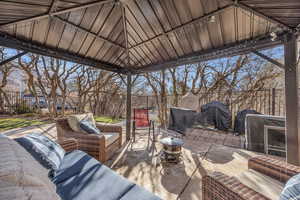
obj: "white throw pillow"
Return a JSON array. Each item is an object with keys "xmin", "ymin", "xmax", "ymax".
[{"xmin": 67, "ymin": 113, "xmax": 96, "ymax": 132}]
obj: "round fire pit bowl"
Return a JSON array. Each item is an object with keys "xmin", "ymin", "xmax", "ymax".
[{"xmin": 160, "ymin": 137, "xmax": 184, "ymax": 163}]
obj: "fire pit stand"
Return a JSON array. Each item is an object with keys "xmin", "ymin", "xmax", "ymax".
[{"xmin": 159, "ymin": 137, "xmax": 184, "ymax": 164}]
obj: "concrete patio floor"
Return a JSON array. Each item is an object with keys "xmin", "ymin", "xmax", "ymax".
[{"xmin": 1, "ymin": 123, "xmax": 260, "ymax": 200}]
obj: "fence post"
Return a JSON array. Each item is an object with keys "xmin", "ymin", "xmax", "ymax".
[
  {"xmin": 146, "ymin": 96, "xmax": 149, "ymax": 109},
  {"xmin": 272, "ymin": 88, "xmax": 276, "ymax": 115}
]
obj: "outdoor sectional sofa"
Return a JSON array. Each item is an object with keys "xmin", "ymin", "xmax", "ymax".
[{"xmin": 0, "ymin": 135, "xmax": 160, "ymax": 200}]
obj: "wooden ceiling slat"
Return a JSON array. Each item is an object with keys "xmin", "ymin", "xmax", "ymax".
[
  {"xmin": 173, "ymin": 0, "xmax": 202, "ymax": 52},
  {"xmin": 124, "ymin": 6, "xmax": 149, "ymax": 42},
  {"xmin": 16, "ymin": 22, "xmax": 33, "ymax": 40},
  {"xmin": 96, "ymin": 5, "xmax": 124, "ymax": 62},
  {"xmin": 131, "ymin": 0, "xmax": 175, "ymax": 61},
  {"xmin": 237, "ymin": 8, "xmax": 251, "ymax": 41},
  {"xmin": 167, "ymin": 33, "xmax": 184, "ymax": 56},
  {"xmin": 220, "ymin": 7, "xmax": 236, "ymax": 45},
  {"xmin": 105, "ymin": 34, "xmax": 124, "ymax": 63},
  {"xmin": 57, "ymin": 9, "xmax": 85, "ymax": 50},
  {"xmin": 134, "ymin": 0, "xmax": 164, "ymax": 36},
  {"xmin": 83, "ymin": 4, "xmax": 114, "ymax": 57},
  {"xmin": 157, "ymin": 37, "xmax": 178, "ymax": 59},
  {"xmin": 129, "ymin": 50, "xmax": 143, "ymax": 66},
  {"xmin": 126, "ymin": 20, "xmax": 160, "ymax": 63},
  {"xmin": 150, "ymin": 37, "xmax": 169, "ymax": 61},
  {"xmin": 69, "ymin": 5, "xmax": 103, "ymax": 53},
  {"xmin": 126, "ymin": 20, "xmax": 142, "ymax": 45},
  {"xmin": 45, "ymin": 13, "xmax": 69, "ymax": 48},
  {"xmin": 159, "ymin": 0, "xmax": 192, "ymax": 55},
  {"xmin": 128, "ymin": 34, "xmax": 153, "ymax": 64},
  {"xmin": 96, "ymin": 18, "xmax": 124, "ymax": 61},
  {"xmin": 203, "ymin": 0, "xmax": 224, "ymax": 48},
  {"xmin": 147, "ymin": 1, "xmax": 179, "ymax": 58},
  {"xmin": 125, "ymin": 1, "xmax": 156, "ymax": 39},
  {"xmin": 32, "ymin": 18, "xmax": 51, "ymax": 44}
]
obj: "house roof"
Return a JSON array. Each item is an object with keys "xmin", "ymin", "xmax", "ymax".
[{"xmin": 0, "ymin": 0, "xmax": 299, "ymax": 74}]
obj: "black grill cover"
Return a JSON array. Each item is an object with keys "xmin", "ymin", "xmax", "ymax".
[
  {"xmin": 168, "ymin": 107, "xmax": 196, "ymax": 134},
  {"xmin": 234, "ymin": 109, "xmax": 260, "ymax": 135},
  {"xmin": 196, "ymin": 101, "xmax": 231, "ymax": 131}
]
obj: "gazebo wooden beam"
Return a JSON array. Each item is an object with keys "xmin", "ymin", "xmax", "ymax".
[
  {"xmin": 252, "ymin": 50, "xmax": 285, "ymax": 69},
  {"xmin": 129, "ymin": 4, "xmax": 234, "ymax": 50},
  {"xmin": 0, "ymin": 31, "xmax": 128, "ymax": 73},
  {"xmin": 135, "ymin": 35, "xmax": 283, "ymax": 73},
  {"xmin": 54, "ymin": 16, "xmax": 125, "ymax": 50},
  {"xmin": 0, "ymin": 0, "xmax": 115, "ymax": 28},
  {"xmin": 284, "ymin": 33, "xmax": 300, "ymax": 165},
  {"xmin": 125, "ymin": 73, "xmax": 132, "ymax": 141},
  {"xmin": 0, "ymin": 51, "xmax": 27, "ymax": 66}
]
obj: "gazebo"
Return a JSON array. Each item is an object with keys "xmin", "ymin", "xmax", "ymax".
[{"xmin": 0, "ymin": 0, "xmax": 299, "ymax": 165}]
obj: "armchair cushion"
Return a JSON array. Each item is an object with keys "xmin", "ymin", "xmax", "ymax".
[
  {"xmin": 235, "ymin": 169, "xmax": 284, "ymax": 200},
  {"xmin": 15, "ymin": 133, "xmax": 65, "ymax": 177},
  {"xmin": 79, "ymin": 120, "xmax": 102, "ymax": 135},
  {"xmin": 104, "ymin": 132, "xmax": 120, "ymax": 147},
  {"xmin": 280, "ymin": 173, "xmax": 300, "ymax": 200},
  {"xmin": 67, "ymin": 113, "xmax": 96, "ymax": 132}
]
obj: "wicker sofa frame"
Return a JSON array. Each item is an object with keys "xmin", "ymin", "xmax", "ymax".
[
  {"xmin": 203, "ymin": 155, "xmax": 300, "ymax": 200},
  {"xmin": 56, "ymin": 118, "xmax": 122, "ymax": 163}
]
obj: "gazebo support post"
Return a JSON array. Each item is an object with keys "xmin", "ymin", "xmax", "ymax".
[
  {"xmin": 126, "ymin": 73, "xmax": 132, "ymax": 141},
  {"xmin": 284, "ymin": 33, "xmax": 300, "ymax": 165}
]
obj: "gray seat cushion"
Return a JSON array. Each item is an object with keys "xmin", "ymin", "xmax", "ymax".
[
  {"xmin": 54, "ymin": 150, "xmax": 160, "ymax": 200},
  {"xmin": 104, "ymin": 132, "xmax": 119, "ymax": 147},
  {"xmin": 280, "ymin": 173, "xmax": 300, "ymax": 200}
]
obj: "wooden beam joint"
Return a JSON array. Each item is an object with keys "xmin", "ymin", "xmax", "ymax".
[{"xmin": 252, "ymin": 50, "xmax": 284, "ymax": 69}]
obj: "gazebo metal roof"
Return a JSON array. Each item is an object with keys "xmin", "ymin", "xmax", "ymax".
[{"xmin": 0, "ymin": 0, "xmax": 299, "ymax": 74}]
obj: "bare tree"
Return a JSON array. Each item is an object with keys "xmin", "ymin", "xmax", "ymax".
[
  {"xmin": 0, "ymin": 48, "xmax": 15, "ymax": 112},
  {"xmin": 17, "ymin": 53, "xmax": 41, "ymax": 111},
  {"xmin": 57, "ymin": 61, "xmax": 80, "ymax": 116},
  {"xmin": 144, "ymin": 70, "xmax": 168, "ymax": 127}
]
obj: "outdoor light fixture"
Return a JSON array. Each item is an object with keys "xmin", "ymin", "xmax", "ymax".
[
  {"xmin": 208, "ymin": 16, "xmax": 216, "ymax": 23},
  {"xmin": 270, "ymin": 32, "xmax": 277, "ymax": 41}
]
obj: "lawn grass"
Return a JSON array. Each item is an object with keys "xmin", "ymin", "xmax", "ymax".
[
  {"xmin": 94, "ymin": 116, "xmax": 121, "ymax": 124},
  {"xmin": 0, "ymin": 118, "xmax": 49, "ymax": 131}
]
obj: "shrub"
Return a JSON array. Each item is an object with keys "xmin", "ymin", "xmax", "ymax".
[{"xmin": 13, "ymin": 102, "xmax": 35, "ymax": 114}]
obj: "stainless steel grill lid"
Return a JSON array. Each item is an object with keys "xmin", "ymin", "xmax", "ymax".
[{"xmin": 160, "ymin": 137, "xmax": 184, "ymax": 146}]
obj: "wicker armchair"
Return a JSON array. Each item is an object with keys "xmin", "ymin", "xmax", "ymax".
[
  {"xmin": 56, "ymin": 118, "xmax": 122, "ymax": 163},
  {"xmin": 57, "ymin": 138, "xmax": 78, "ymax": 152},
  {"xmin": 203, "ymin": 155, "xmax": 300, "ymax": 200}
]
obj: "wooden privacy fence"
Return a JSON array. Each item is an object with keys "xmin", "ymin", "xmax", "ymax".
[
  {"xmin": 131, "ymin": 88, "xmax": 286, "ymax": 119},
  {"xmin": 0, "ymin": 88, "xmax": 286, "ymax": 119}
]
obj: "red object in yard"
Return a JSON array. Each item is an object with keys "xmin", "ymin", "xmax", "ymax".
[
  {"xmin": 134, "ymin": 108, "xmax": 150, "ymax": 127},
  {"xmin": 132, "ymin": 108, "xmax": 155, "ymax": 143}
]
